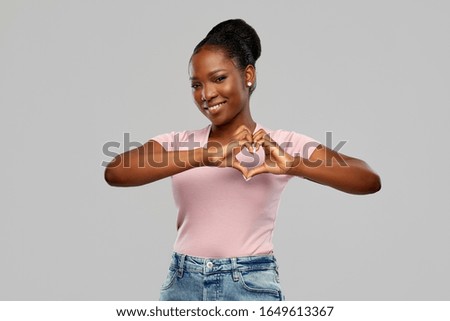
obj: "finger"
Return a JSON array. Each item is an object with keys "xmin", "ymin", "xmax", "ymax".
[
  {"xmin": 237, "ymin": 131, "xmax": 256, "ymax": 150},
  {"xmin": 225, "ymin": 141, "xmax": 254, "ymax": 168},
  {"xmin": 253, "ymin": 128, "xmax": 267, "ymax": 137},
  {"xmin": 253, "ymin": 131, "xmax": 269, "ymax": 143},
  {"xmin": 234, "ymin": 140, "xmax": 253, "ymax": 154},
  {"xmin": 252, "ymin": 129, "xmax": 269, "ymax": 142},
  {"xmin": 235, "ymin": 124, "xmax": 252, "ymax": 133},
  {"xmin": 252, "ymin": 137, "xmax": 271, "ymax": 155},
  {"xmin": 255, "ymin": 135, "xmax": 277, "ymax": 150},
  {"xmin": 234, "ymin": 125, "xmax": 253, "ymax": 137},
  {"xmin": 232, "ymin": 157, "xmax": 249, "ymax": 177},
  {"xmin": 246, "ymin": 163, "xmax": 268, "ymax": 179},
  {"xmin": 252, "ymin": 133, "xmax": 264, "ymax": 145},
  {"xmin": 243, "ymin": 141, "xmax": 254, "ymax": 154},
  {"xmin": 229, "ymin": 134, "xmax": 251, "ymax": 153},
  {"xmin": 226, "ymin": 139, "xmax": 250, "ymax": 155}
]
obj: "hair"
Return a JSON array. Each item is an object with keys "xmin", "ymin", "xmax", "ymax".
[{"xmin": 192, "ymin": 19, "xmax": 261, "ymax": 92}]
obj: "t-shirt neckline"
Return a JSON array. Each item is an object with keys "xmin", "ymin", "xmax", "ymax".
[{"xmin": 204, "ymin": 123, "xmax": 262, "ymax": 145}]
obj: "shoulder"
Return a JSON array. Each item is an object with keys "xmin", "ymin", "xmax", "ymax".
[{"xmin": 150, "ymin": 125, "xmax": 210, "ymax": 151}]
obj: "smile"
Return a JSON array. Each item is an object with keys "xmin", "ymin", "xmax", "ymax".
[{"xmin": 205, "ymin": 102, "xmax": 225, "ymax": 112}]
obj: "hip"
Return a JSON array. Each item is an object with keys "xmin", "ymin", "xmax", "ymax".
[{"xmin": 159, "ymin": 252, "xmax": 285, "ymax": 301}]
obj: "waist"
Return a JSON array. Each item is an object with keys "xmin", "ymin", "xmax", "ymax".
[{"xmin": 169, "ymin": 252, "xmax": 278, "ymax": 275}]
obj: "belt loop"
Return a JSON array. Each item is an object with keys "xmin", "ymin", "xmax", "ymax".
[
  {"xmin": 231, "ymin": 257, "xmax": 239, "ymax": 282},
  {"xmin": 274, "ymin": 259, "xmax": 280, "ymax": 282},
  {"xmin": 177, "ymin": 254, "xmax": 186, "ymax": 278}
]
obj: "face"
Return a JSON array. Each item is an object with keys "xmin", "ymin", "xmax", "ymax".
[{"xmin": 189, "ymin": 47, "xmax": 254, "ymax": 127}]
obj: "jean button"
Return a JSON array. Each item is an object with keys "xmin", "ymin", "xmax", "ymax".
[{"xmin": 206, "ymin": 261, "xmax": 213, "ymax": 268}]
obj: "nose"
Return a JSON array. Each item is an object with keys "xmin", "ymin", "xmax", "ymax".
[{"xmin": 201, "ymin": 83, "xmax": 217, "ymax": 102}]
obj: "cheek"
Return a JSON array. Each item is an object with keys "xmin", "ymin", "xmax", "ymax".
[
  {"xmin": 192, "ymin": 92, "xmax": 205, "ymax": 113},
  {"xmin": 224, "ymin": 77, "xmax": 246, "ymax": 99},
  {"xmin": 192, "ymin": 90, "xmax": 202, "ymax": 104},
  {"xmin": 221, "ymin": 82, "xmax": 239, "ymax": 98}
]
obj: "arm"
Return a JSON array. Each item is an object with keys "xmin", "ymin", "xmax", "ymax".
[
  {"xmin": 247, "ymin": 130, "xmax": 381, "ymax": 195},
  {"xmin": 104, "ymin": 125, "xmax": 258, "ymax": 187},
  {"xmin": 104, "ymin": 140, "xmax": 205, "ymax": 187},
  {"xmin": 288, "ymin": 144, "xmax": 381, "ymax": 195}
]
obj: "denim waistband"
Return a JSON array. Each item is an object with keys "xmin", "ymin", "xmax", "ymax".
[{"xmin": 169, "ymin": 252, "xmax": 278, "ymax": 276}]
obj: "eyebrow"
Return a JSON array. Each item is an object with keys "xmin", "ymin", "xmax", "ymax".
[{"xmin": 190, "ymin": 69, "xmax": 227, "ymax": 81}]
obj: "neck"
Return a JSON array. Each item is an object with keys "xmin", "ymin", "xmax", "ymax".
[{"xmin": 210, "ymin": 109, "xmax": 256, "ymax": 140}]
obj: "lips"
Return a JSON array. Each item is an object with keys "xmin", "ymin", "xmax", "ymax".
[{"xmin": 204, "ymin": 101, "xmax": 226, "ymax": 113}]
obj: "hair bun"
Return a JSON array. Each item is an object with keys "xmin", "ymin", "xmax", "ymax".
[
  {"xmin": 206, "ymin": 19, "xmax": 261, "ymax": 62},
  {"xmin": 192, "ymin": 19, "xmax": 262, "ymax": 93}
]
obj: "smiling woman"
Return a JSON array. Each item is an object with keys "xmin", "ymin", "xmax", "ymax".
[
  {"xmin": 104, "ymin": 19, "xmax": 381, "ymax": 301},
  {"xmin": 190, "ymin": 48, "xmax": 253, "ymax": 132}
]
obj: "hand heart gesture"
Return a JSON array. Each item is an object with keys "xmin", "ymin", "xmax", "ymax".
[{"xmin": 205, "ymin": 126, "xmax": 295, "ymax": 180}]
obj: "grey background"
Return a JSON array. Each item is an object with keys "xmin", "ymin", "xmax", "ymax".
[{"xmin": 1, "ymin": 0, "xmax": 449, "ymax": 300}]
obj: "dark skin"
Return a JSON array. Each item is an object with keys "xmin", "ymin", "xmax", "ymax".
[
  {"xmin": 105, "ymin": 46, "xmax": 381, "ymax": 194},
  {"xmin": 189, "ymin": 46, "xmax": 256, "ymax": 141}
]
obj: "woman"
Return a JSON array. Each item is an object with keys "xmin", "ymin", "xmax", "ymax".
[{"xmin": 104, "ymin": 19, "xmax": 381, "ymax": 301}]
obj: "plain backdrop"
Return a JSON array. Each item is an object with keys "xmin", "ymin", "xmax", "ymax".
[{"xmin": 1, "ymin": 0, "xmax": 449, "ymax": 300}]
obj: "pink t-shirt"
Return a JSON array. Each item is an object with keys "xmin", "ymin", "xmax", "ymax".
[{"xmin": 151, "ymin": 124, "xmax": 320, "ymax": 258}]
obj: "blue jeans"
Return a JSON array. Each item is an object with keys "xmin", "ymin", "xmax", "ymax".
[{"xmin": 159, "ymin": 252, "xmax": 285, "ymax": 301}]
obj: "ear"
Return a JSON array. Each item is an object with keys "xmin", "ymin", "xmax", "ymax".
[{"xmin": 244, "ymin": 65, "xmax": 256, "ymax": 85}]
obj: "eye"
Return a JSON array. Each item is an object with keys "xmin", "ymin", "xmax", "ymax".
[
  {"xmin": 215, "ymin": 75, "xmax": 227, "ymax": 83},
  {"xmin": 191, "ymin": 82, "xmax": 201, "ymax": 89}
]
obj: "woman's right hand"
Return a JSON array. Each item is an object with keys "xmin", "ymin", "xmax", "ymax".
[
  {"xmin": 204, "ymin": 125, "xmax": 256, "ymax": 177},
  {"xmin": 105, "ymin": 125, "xmax": 257, "ymax": 187}
]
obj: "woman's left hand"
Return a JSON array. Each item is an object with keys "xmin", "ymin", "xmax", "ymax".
[{"xmin": 244, "ymin": 129, "xmax": 381, "ymax": 194}]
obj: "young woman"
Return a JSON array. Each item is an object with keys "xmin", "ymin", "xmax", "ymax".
[{"xmin": 104, "ymin": 19, "xmax": 381, "ymax": 301}]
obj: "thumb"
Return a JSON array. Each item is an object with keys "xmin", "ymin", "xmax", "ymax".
[
  {"xmin": 246, "ymin": 164, "xmax": 267, "ymax": 179},
  {"xmin": 232, "ymin": 158, "xmax": 250, "ymax": 179}
]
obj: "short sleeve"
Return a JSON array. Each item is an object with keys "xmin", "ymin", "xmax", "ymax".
[
  {"xmin": 149, "ymin": 126, "xmax": 210, "ymax": 152},
  {"xmin": 149, "ymin": 132, "xmax": 176, "ymax": 151}
]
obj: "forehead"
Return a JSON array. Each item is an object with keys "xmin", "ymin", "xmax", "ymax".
[{"xmin": 189, "ymin": 47, "xmax": 238, "ymax": 78}]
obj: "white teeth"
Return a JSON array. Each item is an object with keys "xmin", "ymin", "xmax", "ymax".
[{"xmin": 207, "ymin": 103, "xmax": 224, "ymax": 111}]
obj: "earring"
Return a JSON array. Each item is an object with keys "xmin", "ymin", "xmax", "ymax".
[{"xmin": 247, "ymin": 82, "xmax": 252, "ymax": 87}]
